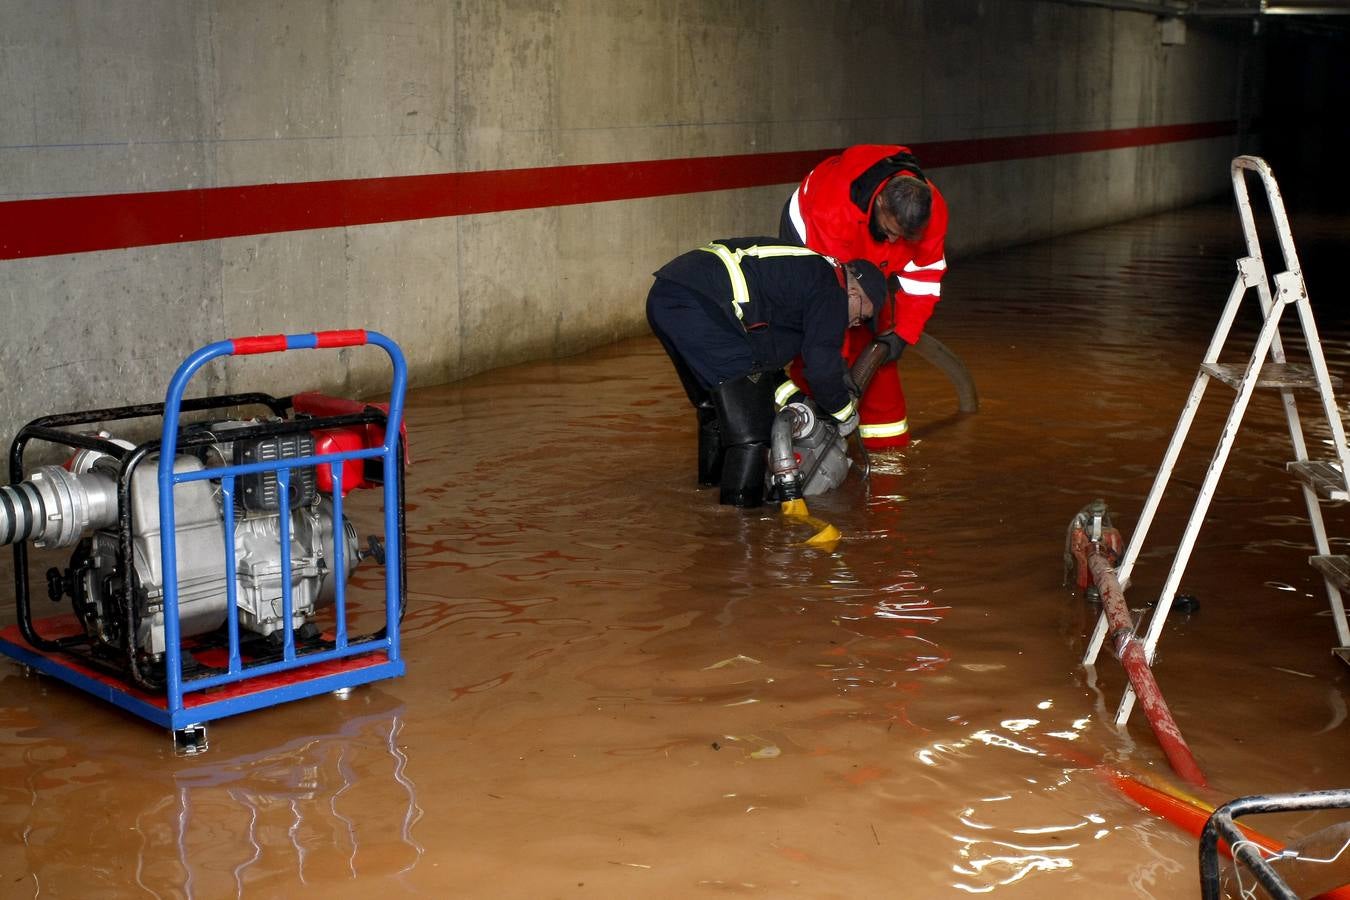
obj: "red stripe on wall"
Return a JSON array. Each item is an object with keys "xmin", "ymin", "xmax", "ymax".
[
  {"xmin": 913, "ymin": 120, "xmax": 1238, "ymax": 168},
  {"xmin": 0, "ymin": 120, "xmax": 1236, "ymax": 261}
]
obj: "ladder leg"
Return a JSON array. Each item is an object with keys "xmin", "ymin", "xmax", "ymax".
[
  {"xmin": 1326, "ymin": 585, "xmax": 1350, "ymax": 649},
  {"xmin": 1291, "ymin": 294, "xmax": 1350, "ymax": 643},
  {"xmin": 1283, "ymin": 248, "xmax": 1350, "ymax": 648},
  {"xmin": 1083, "ymin": 614, "xmax": 1111, "ymax": 668},
  {"xmin": 1269, "ymin": 334, "xmax": 1350, "ymax": 647},
  {"xmin": 1240, "ymin": 158, "xmax": 1350, "ymax": 649},
  {"xmin": 1140, "ymin": 309, "xmax": 1288, "ymax": 663},
  {"xmin": 1293, "ymin": 294, "xmax": 1350, "ymax": 486},
  {"xmin": 1116, "ymin": 683, "xmax": 1138, "ymax": 725},
  {"xmin": 1302, "ymin": 482, "xmax": 1350, "ymax": 647},
  {"xmin": 1115, "ymin": 295, "xmax": 1290, "ymax": 724},
  {"xmin": 1082, "ymin": 368, "xmax": 1208, "ymax": 667},
  {"xmin": 1082, "ymin": 276, "xmax": 1249, "ymax": 667}
]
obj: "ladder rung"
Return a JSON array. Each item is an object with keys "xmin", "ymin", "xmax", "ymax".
[
  {"xmin": 1200, "ymin": 362, "xmax": 1340, "ymax": 391},
  {"xmin": 1310, "ymin": 555, "xmax": 1350, "ymax": 591},
  {"xmin": 1336, "ymin": 647, "xmax": 1350, "ymax": 667},
  {"xmin": 1289, "ymin": 460, "xmax": 1350, "ymax": 501}
]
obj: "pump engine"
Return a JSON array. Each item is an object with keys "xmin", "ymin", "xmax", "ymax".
[{"xmin": 2, "ymin": 420, "xmax": 366, "ymax": 661}]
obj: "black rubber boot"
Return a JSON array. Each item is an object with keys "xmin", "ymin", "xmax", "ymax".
[
  {"xmin": 719, "ymin": 443, "xmax": 768, "ymax": 507},
  {"xmin": 712, "ymin": 374, "xmax": 777, "ymax": 508},
  {"xmin": 696, "ymin": 401, "xmax": 722, "ymax": 486}
]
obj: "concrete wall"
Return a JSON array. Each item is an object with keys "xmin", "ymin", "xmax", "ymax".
[{"xmin": 0, "ymin": 0, "xmax": 1254, "ymax": 443}]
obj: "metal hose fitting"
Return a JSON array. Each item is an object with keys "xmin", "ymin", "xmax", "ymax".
[{"xmin": 0, "ymin": 465, "xmax": 118, "ymax": 549}]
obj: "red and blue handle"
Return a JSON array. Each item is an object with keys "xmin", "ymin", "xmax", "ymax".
[{"xmin": 229, "ymin": 329, "xmax": 371, "ymax": 355}]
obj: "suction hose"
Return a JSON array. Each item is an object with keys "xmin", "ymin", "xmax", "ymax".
[
  {"xmin": 849, "ymin": 339, "xmax": 892, "ymax": 399},
  {"xmin": 913, "ymin": 332, "xmax": 979, "ymax": 414},
  {"xmin": 876, "ymin": 272, "xmax": 977, "ymax": 414}
]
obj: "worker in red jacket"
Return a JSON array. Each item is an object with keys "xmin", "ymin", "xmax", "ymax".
[{"xmin": 780, "ymin": 145, "xmax": 949, "ymax": 449}]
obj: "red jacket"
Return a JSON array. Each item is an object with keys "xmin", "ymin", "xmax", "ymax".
[{"xmin": 792, "ymin": 145, "xmax": 949, "ymax": 343}]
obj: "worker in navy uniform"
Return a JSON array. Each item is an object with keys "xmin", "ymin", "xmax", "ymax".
[{"xmin": 646, "ymin": 237, "xmax": 886, "ymax": 507}]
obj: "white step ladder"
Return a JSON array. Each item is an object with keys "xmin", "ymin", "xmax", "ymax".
[{"xmin": 1083, "ymin": 155, "xmax": 1350, "ymax": 727}]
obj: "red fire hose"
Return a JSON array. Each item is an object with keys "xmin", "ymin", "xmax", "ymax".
[{"xmin": 1086, "ymin": 544, "xmax": 1208, "ymax": 789}]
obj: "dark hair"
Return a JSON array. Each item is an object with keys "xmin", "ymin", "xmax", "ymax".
[{"xmin": 881, "ymin": 175, "xmax": 932, "ymax": 241}]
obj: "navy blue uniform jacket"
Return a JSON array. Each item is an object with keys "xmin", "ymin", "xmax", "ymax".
[{"xmin": 653, "ymin": 237, "xmax": 853, "ymax": 417}]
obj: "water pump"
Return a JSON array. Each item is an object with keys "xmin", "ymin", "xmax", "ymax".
[
  {"xmin": 0, "ymin": 329, "xmax": 410, "ymax": 750},
  {"xmin": 2, "ymin": 420, "xmax": 368, "ymax": 660}
]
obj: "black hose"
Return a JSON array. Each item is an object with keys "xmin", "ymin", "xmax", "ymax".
[
  {"xmin": 849, "ymin": 341, "xmax": 891, "ymax": 397},
  {"xmin": 912, "ymin": 332, "xmax": 979, "ymax": 414},
  {"xmin": 851, "ymin": 429, "xmax": 871, "ymax": 481}
]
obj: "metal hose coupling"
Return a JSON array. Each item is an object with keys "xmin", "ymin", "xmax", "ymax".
[
  {"xmin": 0, "ymin": 465, "xmax": 118, "ymax": 549},
  {"xmin": 769, "ymin": 407, "xmax": 804, "ymax": 500}
]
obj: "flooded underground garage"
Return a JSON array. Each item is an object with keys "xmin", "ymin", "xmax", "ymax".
[{"xmin": 2, "ymin": 3, "xmax": 1350, "ymax": 898}]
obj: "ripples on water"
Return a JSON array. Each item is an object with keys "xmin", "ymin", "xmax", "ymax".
[{"xmin": 1, "ymin": 204, "xmax": 1349, "ymax": 897}]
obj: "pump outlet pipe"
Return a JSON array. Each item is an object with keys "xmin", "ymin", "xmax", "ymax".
[{"xmin": 768, "ymin": 411, "xmax": 802, "ymax": 501}]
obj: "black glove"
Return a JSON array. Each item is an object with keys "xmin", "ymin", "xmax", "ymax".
[
  {"xmin": 842, "ymin": 371, "xmax": 862, "ymax": 400},
  {"xmin": 876, "ymin": 332, "xmax": 908, "ymax": 364}
]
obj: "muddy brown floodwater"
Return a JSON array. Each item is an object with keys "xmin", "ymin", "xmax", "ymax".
[{"xmin": 2, "ymin": 202, "xmax": 1350, "ymax": 899}]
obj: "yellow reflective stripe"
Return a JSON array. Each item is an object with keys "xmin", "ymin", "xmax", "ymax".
[
  {"xmin": 830, "ymin": 399, "xmax": 856, "ymax": 422},
  {"xmin": 742, "ymin": 244, "xmax": 820, "ymax": 259},
  {"xmin": 699, "ymin": 243, "xmax": 750, "ymax": 320},
  {"xmin": 698, "ymin": 242, "xmax": 822, "ymax": 323},
  {"xmin": 774, "ymin": 380, "xmax": 801, "ymax": 407},
  {"xmin": 859, "ymin": 418, "xmax": 909, "ymax": 438}
]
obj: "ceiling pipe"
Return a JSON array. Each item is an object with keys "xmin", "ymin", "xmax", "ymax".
[
  {"xmin": 1188, "ymin": 5, "xmax": 1350, "ymax": 15},
  {"xmin": 1039, "ymin": 0, "xmax": 1350, "ymax": 17}
]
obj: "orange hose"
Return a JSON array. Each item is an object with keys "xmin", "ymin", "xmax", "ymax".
[
  {"xmin": 1028, "ymin": 735, "xmax": 1350, "ymax": 897},
  {"xmin": 1102, "ymin": 768, "xmax": 1282, "ymax": 855}
]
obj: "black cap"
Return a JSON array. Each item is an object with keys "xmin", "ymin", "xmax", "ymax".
[{"xmin": 844, "ymin": 259, "xmax": 886, "ymax": 309}]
